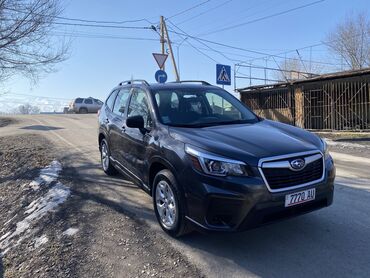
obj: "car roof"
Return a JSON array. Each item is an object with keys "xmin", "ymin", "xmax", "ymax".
[{"xmin": 148, "ymin": 82, "xmax": 220, "ymax": 91}]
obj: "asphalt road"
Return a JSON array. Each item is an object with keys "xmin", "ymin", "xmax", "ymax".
[{"xmin": 2, "ymin": 114, "xmax": 370, "ymax": 278}]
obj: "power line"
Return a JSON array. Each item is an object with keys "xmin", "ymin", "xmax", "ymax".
[
  {"xmin": 167, "ymin": 28, "xmax": 340, "ymax": 66},
  {"xmin": 51, "ymin": 31, "xmax": 158, "ymax": 41},
  {"xmin": 51, "ymin": 21, "xmax": 152, "ymax": 30},
  {"xmin": 176, "ymin": 0, "xmax": 234, "ymax": 25},
  {"xmin": 166, "ymin": 0, "xmax": 212, "ymax": 20},
  {"xmin": 199, "ymin": 0, "xmax": 325, "ymax": 36}
]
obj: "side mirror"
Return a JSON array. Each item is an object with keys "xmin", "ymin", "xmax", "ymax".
[{"xmin": 126, "ymin": 115, "xmax": 144, "ymax": 129}]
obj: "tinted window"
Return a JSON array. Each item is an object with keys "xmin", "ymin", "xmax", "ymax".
[
  {"xmin": 105, "ymin": 90, "xmax": 117, "ymax": 111},
  {"xmin": 84, "ymin": 99, "xmax": 93, "ymax": 104},
  {"xmin": 112, "ymin": 88, "xmax": 131, "ymax": 116},
  {"xmin": 153, "ymin": 89, "xmax": 257, "ymax": 127},
  {"xmin": 94, "ymin": 99, "xmax": 103, "ymax": 105},
  {"xmin": 75, "ymin": 98, "xmax": 83, "ymax": 104},
  {"xmin": 127, "ymin": 89, "xmax": 152, "ymax": 128}
]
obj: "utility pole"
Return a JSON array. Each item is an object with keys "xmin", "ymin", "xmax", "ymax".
[
  {"xmin": 161, "ymin": 16, "xmax": 180, "ymax": 82},
  {"xmin": 160, "ymin": 16, "xmax": 165, "ymax": 71}
]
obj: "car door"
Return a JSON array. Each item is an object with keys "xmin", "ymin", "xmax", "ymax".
[
  {"xmin": 123, "ymin": 87, "xmax": 153, "ymax": 185},
  {"xmin": 108, "ymin": 87, "xmax": 132, "ymax": 167},
  {"xmin": 83, "ymin": 98, "xmax": 93, "ymax": 112}
]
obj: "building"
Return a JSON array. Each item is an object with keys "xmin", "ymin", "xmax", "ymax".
[{"xmin": 238, "ymin": 68, "xmax": 370, "ymax": 131}]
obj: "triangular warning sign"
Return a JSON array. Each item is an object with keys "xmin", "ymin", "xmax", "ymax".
[
  {"xmin": 153, "ymin": 53, "xmax": 168, "ymax": 69},
  {"xmin": 218, "ymin": 66, "xmax": 230, "ymax": 82}
]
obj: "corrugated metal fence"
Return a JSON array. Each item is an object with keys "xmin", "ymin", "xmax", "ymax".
[{"xmin": 239, "ymin": 71, "xmax": 370, "ymax": 131}]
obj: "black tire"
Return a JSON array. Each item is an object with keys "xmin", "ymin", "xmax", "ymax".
[
  {"xmin": 79, "ymin": 107, "xmax": 88, "ymax": 114},
  {"xmin": 153, "ymin": 169, "xmax": 192, "ymax": 237},
  {"xmin": 100, "ymin": 139, "xmax": 117, "ymax": 176}
]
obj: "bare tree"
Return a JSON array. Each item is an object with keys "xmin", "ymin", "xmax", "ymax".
[
  {"xmin": 273, "ymin": 57, "xmax": 321, "ymax": 82},
  {"xmin": 0, "ymin": 0, "xmax": 68, "ymax": 81},
  {"xmin": 17, "ymin": 103, "xmax": 40, "ymax": 114},
  {"xmin": 326, "ymin": 12, "xmax": 370, "ymax": 70}
]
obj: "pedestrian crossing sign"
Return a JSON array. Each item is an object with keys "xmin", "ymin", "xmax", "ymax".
[{"xmin": 216, "ymin": 64, "xmax": 231, "ymax": 85}]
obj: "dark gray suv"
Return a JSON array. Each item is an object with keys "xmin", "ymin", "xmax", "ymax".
[{"xmin": 98, "ymin": 80, "xmax": 335, "ymax": 237}]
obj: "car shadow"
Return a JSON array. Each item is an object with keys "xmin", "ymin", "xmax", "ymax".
[
  {"xmin": 58, "ymin": 152, "xmax": 370, "ymax": 277},
  {"xmin": 19, "ymin": 125, "xmax": 64, "ymax": 131},
  {"xmin": 0, "ymin": 257, "xmax": 3, "ymax": 278}
]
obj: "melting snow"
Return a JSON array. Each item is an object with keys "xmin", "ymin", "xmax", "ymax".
[
  {"xmin": 62, "ymin": 228, "xmax": 79, "ymax": 237},
  {"xmin": 28, "ymin": 160, "xmax": 62, "ymax": 190},
  {"xmin": 0, "ymin": 161, "xmax": 69, "ymax": 256},
  {"xmin": 325, "ymin": 139, "xmax": 367, "ymax": 149},
  {"xmin": 34, "ymin": 235, "xmax": 49, "ymax": 248}
]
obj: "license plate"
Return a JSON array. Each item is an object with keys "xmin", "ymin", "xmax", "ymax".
[{"xmin": 285, "ymin": 188, "xmax": 315, "ymax": 207}]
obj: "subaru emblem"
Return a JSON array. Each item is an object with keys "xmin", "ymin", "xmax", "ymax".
[{"xmin": 290, "ymin": 158, "xmax": 305, "ymax": 171}]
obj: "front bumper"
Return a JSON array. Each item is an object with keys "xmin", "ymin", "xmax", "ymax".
[{"xmin": 181, "ymin": 156, "xmax": 335, "ymax": 232}]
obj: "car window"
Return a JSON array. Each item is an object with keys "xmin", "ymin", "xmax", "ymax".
[
  {"xmin": 127, "ymin": 88, "xmax": 152, "ymax": 129},
  {"xmin": 112, "ymin": 88, "xmax": 131, "ymax": 116},
  {"xmin": 94, "ymin": 99, "xmax": 103, "ymax": 105},
  {"xmin": 75, "ymin": 98, "xmax": 83, "ymax": 104},
  {"xmin": 84, "ymin": 98, "xmax": 93, "ymax": 104},
  {"xmin": 206, "ymin": 92, "xmax": 241, "ymax": 118},
  {"xmin": 153, "ymin": 89, "xmax": 257, "ymax": 127},
  {"xmin": 105, "ymin": 90, "xmax": 118, "ymax": 111}
]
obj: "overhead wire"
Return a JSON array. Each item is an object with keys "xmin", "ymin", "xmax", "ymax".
[
  {"xmin": 176, "ymin": 0, "xmax": 234, "ymax": 25},
  {"xmin": 198, "ymin": 0, "xmax": 325, "ymax": 36},
  {"xmin": 166, "ymin": 0, "xmax": 212, "ymax": 20}
]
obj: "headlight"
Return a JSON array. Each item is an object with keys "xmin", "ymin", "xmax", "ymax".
[
  {"xmin": 321, "ymin": 138, "xmax": 330, "ymax": 159},
  {"xmin": 185, "ymin": 145, "xmax": 248, "ymax": 176}
]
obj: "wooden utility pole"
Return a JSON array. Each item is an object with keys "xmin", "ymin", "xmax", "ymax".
[
  {"xmin": 161, "ymin": 16, "xmax": 180, "ymax": 82},
  {"xmin": 160, "ymin": 16, "xmax": 165, "ymax": 71}
]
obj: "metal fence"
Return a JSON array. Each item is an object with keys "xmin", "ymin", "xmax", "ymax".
[{"xmin": 238, "ymin": 70, "xmax": 370, "ymax": 131}]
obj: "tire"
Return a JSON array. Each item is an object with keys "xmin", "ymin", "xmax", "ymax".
[
  {"xmin": 100, "ymin": 139, "xmax": 117, "ymax": 176},
  {"xmin": 79, "ymin": 108, "xmax": 88, "ymax": 114},
  {"xmin": 153, "ymin": 169, "xmax": 192, "ymax": 237}
]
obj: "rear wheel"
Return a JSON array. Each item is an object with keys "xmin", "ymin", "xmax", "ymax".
[
  {"xmin": 79, "ymin": 107, "xmax": 88, "ymax": 114},
  {"xmin": 100, "ymin": 139, "xmax": 117, "ymax": 175},
  {"xmin": 153, "ymin": 169, "xmax": 191, "ymax": 237}
]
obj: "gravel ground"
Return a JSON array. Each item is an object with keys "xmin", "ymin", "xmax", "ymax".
[{"xmin": 0, "ymin": 127, "xmax": 202, "ymax": 277}]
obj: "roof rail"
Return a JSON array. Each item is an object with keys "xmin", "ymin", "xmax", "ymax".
[
  {"xmin": 171, "ymin": 80, "xmax": 212, "ymax": 86},
  {"xmin": 119, "ymin": 79, "xmax": 149, "ymax": 86}
]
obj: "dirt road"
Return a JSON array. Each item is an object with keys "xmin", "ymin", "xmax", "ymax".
[{"xmin": 1, "ymin": 114, "xmax": 370, "ymax": 278}]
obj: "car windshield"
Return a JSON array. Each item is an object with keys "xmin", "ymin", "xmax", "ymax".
[{"xmin": 153, "ymin": 88, "xmax": 258, "ymax": 127}]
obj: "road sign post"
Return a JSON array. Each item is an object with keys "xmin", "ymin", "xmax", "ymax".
[{"xmin": 216, "ymin": 64, "xmax": 231, "ymax": 86}]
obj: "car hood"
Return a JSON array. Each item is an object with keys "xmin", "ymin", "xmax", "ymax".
[{"xmin": 169, "ymin": 120, "xmax": 323, "ymax": 166}]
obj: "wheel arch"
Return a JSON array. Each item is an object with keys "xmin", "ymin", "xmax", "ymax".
[{"xmin": 148, "ymin": 157, "xmax": 178, "ymax": 196}]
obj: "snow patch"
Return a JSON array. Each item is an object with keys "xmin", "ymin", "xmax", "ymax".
[
  {"xmin": 28, "ymin": 160, "xmax": 62, "ymax": 190},
  {"xmin": 62, "ymin": 227, "xmax": 79, "ymax": 237},
  {"xmin": 0, "ymin": 160, "xmax": 69, "ymax": 256},
  {"xmin": 325, "ymin": 139, "xmax": 367, "ymax": 149},
  {"xmin": 34, "ymin": 235, "xmax": 49, "ymax": 248}
]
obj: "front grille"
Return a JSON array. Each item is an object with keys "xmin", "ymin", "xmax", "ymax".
[{"xmin": 262, "ymin": 155, "xmax": 323, "ymax": 190}]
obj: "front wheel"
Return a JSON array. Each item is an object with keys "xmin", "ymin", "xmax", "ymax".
[
  {"xmin": 153, "ymin": 169, "xmax": 191, "ymax": 237},
  {"xmin": 100, "ymin": 139, "xmax": 117, "ymax": 176}
]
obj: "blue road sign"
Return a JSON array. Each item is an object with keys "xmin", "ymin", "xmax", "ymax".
[
  {"xmin": 155, "ymin": 70, "xmax": 167, "ymax": 83},
  {"xmin": 216, "ymin": 64, "xmax": 231, "ymax": 85}
]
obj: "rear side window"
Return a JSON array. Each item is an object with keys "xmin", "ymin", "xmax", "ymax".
[
  {"xmin": 84, "ymin": 99, "xmax": 93, "ymax": 104},
  {"xmin": 112, "ymin": 88, "xmax": 131, "ymax": 116},
  {"xmin": 75, "ymin": 98, "xmax": 83, "ymax": 104},
  {"xmin": 105, "ymin": 90, "xmax": 118, "ymax": 111}
]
